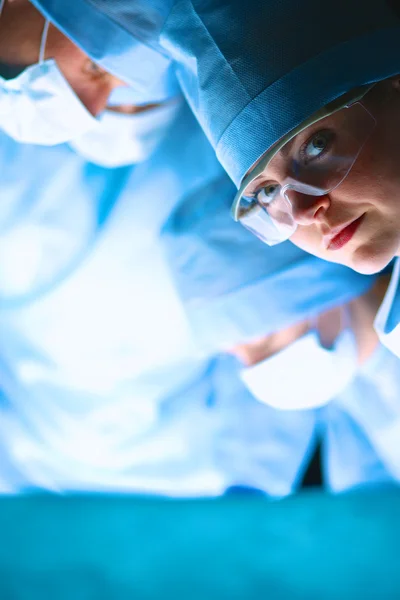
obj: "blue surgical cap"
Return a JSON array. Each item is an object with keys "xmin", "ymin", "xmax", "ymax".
[
  {"xmin": 30, "ymin": 0, "xmax": 180, "ymax": 104},
  {"xmin": 162, "ymin": 176, "xmax": 377, "ymax": 350},
  {"xmin": 161, "ymin": 0, "xmax": 400, "ymax": 185},
  {"xmin": 52, "ymin": 0, "xmax": 400, "ymax": 185}
]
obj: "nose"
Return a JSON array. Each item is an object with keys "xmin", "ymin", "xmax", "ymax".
[
  {"xmin": 285, "ymin": 189, "xmax": 330, "ymax": 226},
  {"xmin": 77, "ymin": 75, "xmax": 126, "ymax": 117}
]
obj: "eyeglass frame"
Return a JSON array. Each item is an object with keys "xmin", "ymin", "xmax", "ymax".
[{"xmin": 231, "ymin": 84, "xmax": 376, "ymax": 226}]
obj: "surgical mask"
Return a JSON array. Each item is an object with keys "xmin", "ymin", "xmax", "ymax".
[
  {"xmin": 69, "ymin": 100, "xmax": 182, "ymax": 167},
  {"xmin": 240, "ymin": 327, "xmax": 358, "ymax": 410},
  {"xmin": 0, "ymin": 17, "xmax": 97, "ymax": 145}
]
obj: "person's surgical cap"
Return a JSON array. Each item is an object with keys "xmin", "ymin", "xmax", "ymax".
[
  {"xmin": 161, "ymin": 0, "xmax": 400, "ymax": 185},
  {"xmin": 29, "ymin": 0, "xmax": 180, "ymax": 104},
  {"xmin": 57, "ymin": 0, "xmax": 400, "ymax": 185},
  {"xmin": 162, "ymin": 176, "xmax": 376, "ymax": 351}
]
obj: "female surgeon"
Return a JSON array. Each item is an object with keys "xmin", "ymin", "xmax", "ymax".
[{"xmin": 63, "ymin": 0, "xmax": 400, "ymax": 359}]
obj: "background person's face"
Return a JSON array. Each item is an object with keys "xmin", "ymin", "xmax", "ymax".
[
  {"xmin": 0, "ymin": 0, "xmax": 125, "ymax": 115},
  {"xmin": 289, "ymin": 82, "xmax": 400, "ymax": 275}
]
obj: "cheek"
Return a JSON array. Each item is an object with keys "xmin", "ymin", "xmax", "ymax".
[
  {"xmin": 52, "ymin": 46, "xmax": 88, "ymax": 89},
  {"xmin": 290, "ymin": 226, "xmax": 325, "ymax": 258},
  {"xmin": 350, "ymin": 221, "xmax": 400, "ymax": 274},
  {"xmin": 47, "ymin": 28, "xmax": 89, "ymax": 91},
  {"xmin": 47, "ymin": 24, "xmax": 86, "ymax": 68},
  {"xmin": 347, "ymin": 136, "xmax": 400, "ymax": 217},
  {"xmin": 47, "ymin": 35, "xmax": 112, "ymax": 115}
]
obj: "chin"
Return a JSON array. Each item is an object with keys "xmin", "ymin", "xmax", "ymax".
[{"xmin": 350, "ymin": 242, "xmax": 397, "ymax": 275}]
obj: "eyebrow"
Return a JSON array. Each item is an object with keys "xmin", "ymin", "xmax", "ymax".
[{"xmin": 278, "ymin": 136, "xmax": 296, "ymax": 158}]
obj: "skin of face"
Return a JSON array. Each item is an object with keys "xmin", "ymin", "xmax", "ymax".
[
  {"xmin": 0, "ymin": 0, "xmax": 126, "ymax": 115},
  {"xmin": 258, "ymin": 79, "xmax": 400, "ymax": 275}
]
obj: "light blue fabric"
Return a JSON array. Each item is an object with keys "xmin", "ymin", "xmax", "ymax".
[
  {"xmin": 162, "ymin": 177, "xmax": 376, "ymax": 351},
  {"xmin": 0, "ymin": 103, "xmax": 224, "ymax": 494},
  {"xmin": 329, "ymin": 342, "xmax": 400, "ymax": 484},
  {"xmin": 211, "ymin": 355, "xmax": 318, "ymax": 496},
  {"xmin": 42, "ymin": 0, "xmax": 400, "ymax": 185},
  {"xmin": 30, "ymin": 0, "xmax": 180, "ymax": 104},
  {"xmin": 0, "ymin": 101, "xmax": 326, "ymax": 497},
  {"xmin": 323, "ymin": 403, "xmax": 395, "ymax": 493}
]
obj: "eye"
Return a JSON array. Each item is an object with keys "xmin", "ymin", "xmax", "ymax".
[
  {"xmin": 238, "ymin": 197, "xmax": 259, "ymax": 219},
  {"xmin": 83, "ymin": 60, "xmax": 106, "ymax": 78},
  {"xmin": 255, "ymin": 183, "xmax": 280, "ymax": 206},
  {"xmin": 301, "ymin": 129, "xmax": 334, "ymax": 162}
]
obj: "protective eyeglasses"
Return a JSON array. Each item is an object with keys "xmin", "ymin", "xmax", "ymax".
[{"xmin": 231, "ymin": 85, "xmax": 376, "ymax": 245}]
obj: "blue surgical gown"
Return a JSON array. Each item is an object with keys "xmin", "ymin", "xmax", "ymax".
[{"xmin": 0, "ymin": 103, "xmax": 318, "ymax": 496}]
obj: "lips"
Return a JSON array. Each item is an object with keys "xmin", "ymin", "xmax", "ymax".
[{"xmin": 324, "ymin": 215, "xmax": 365, "ymax": 251}]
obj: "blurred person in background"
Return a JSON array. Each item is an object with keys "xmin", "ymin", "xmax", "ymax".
[
  {"xmin": 0, "ymin": 0, "xmax": 179, "ymax": 142},
  {"xmin": 163, "ymin": 182, "xmax": 400, "ymax": 492},
  {"xmin": 0, "ymin": 0, "xmax": 328, "ymax": 497}
]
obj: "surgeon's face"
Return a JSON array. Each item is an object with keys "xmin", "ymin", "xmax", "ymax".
[
  {"xmin": 287, "ymin": 81, "xmax": 400, "ymax": 275},
  {"xmin": 0, "ymin": 0, "xmax": 125, "ymax": 115},
  {"xmin": 246, "ymin": 79, "xmax": 400, "ymax": 275}
]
